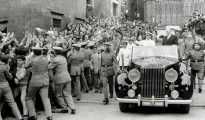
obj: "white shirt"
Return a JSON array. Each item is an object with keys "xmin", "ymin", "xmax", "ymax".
[
  {"xmin": 141, "ymin": 39, "xmax": 156, "ymax": 46},
  {"xmin": 167, "ymin": 34, "xmax": 172, "ymax": 40},
  {"xmin": 126, "ymin": 43, "xmax": 137, "ymax": 51},
  {"xmin": 117, "ymin": 48, "xmax": 131, "ymax": 66}
]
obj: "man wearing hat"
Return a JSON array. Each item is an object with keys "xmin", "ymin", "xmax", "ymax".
[
  {"xmin": 101, "ymin": 42, "xmax": 117, "ymax": 104},
  {"xmin": 25, "ymin": 47, "xmax": 52, "ymax": 120},
  {"xmin": 48, "ymin": 46, "xmax": 75, "ymax": 114},
  {"xmin": 0, "ymin": 54, "xmax": 23, "ymax": 120},
  {"xmin": 68, "ymin": 44, "xmax": 84, "ymax": 101},
  {"xmin": 183, "ymin": 42, "xmax": 205, "ymax": 93},
  {"xmin": 80, "ymin": 42, "xmax": 93, "ymax": 90}
]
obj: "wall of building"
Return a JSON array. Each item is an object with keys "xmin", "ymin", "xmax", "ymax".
[
  {"xmin": 126, "ymin": 0, "xmax": 144, "ymax": 21},
  {"xmin": 92, "ymin": 0, "xmax": 122, "ymax": 17},
  {"xmin": 0, "ymin": 0, "xmax": 86, "ymax": 40},
  {"xmin": 144, "ymin": 0, "xmax": 205, "ymax": 26}
]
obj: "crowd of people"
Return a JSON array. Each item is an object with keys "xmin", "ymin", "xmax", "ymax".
[{"xmin": 0, "ymin": 13, "xmax": 205, "ymax": 120}]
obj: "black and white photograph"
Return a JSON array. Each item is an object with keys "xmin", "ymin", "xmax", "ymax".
[{"xmin": 0, "ymin": 0, "xmax": 205, "ymax": 120}]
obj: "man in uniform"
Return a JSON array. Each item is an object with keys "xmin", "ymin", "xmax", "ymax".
[
  {"xmin": 78, "ymin": 42, "xmax": 89, "ymax": 93},
  {"xmin": 68, "ymin": 44, "xmax": 84, "ymax": 101},
  {"xmin": 25, "ymin": 47, "xmax": 52, "ymax": 120},
  {"xmin": 80, "ymin": 42, "xmax": 93, "ymax": 90},
  {"xmin": 0, "ymin": 54, "xmax": 23, "ymax": 120},
  {"xmin": 183, "ymin": 42, "xmax": 205, "ymax": 93},
  {"xmin": 101, "ymin": 42, "xmax": 118, "ymax": 104},
  {"xmin": 48, "ymin": 46, "xmax": 75, "ymax": 114}
]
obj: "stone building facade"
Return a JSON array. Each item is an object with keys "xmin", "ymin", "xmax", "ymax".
[{"xmin": 0, "ymin": 0, "xmax": 86, "ymax": 40}]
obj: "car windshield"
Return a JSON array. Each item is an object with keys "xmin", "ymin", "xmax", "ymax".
[{"xmin": 131, "ymin": 46, "xmax": 178, "ymax": 59}]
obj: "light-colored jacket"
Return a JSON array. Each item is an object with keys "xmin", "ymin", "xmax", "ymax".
[
  {"xmin": 25, "ymin": 56, "xmax": 49, "ymax": 86},
  {"xmin": 48, "ymin": 55, "xmax": 71, "ymax": 84}
]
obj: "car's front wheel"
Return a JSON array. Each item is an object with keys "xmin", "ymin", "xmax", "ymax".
[
  {"xmin": 119, "ymin": 103, "xmax": 129, "ymax": 112},
  {"xmin": 180, "ymin": 104, "xmax": 190, "ymax": 114}
]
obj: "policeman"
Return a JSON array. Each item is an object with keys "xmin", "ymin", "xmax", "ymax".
[
  {"xmin": 25, "ymin": 47, "xmax": 52, "ymax": 120},
  {"xmin": 68, "ymin": 44, "xmax": 84, "ymax": 101},
  {"xmin": 0, "ymin": 54, "xmax": 23, "ymax": 120},
  {"xmin": 183, "ymin": 42, "xmax": 205, "ymax": 93},
  {"xmin": 80, "ymin": 42, "xmax": 92, "ymax": 90},
  {"xmin": 48, "ymin": 46, "xmax": 75, "ymax": 114},
  {"xmin": 101, "ymin": 42, "xmax": 117, "ymax": 104}
]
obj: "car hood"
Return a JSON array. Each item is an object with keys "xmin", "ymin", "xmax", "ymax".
[{"xmin": 132, "ymin": 56, "xmax": 178, "ymax": 68}]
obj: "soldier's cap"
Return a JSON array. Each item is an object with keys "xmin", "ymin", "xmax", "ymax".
[
  {"xmin": 128, "ymin": 38, "xmax": 134, "ymax": 41},
  {"xmin": 87, "ymin": 42, "xmax": 95, "ymax": 47},
  {"xmin": 100, "ymin": 46, "xmax": 105, "ymax": 51},
  {"xmin": 121, "ymin": 41, "xmax": 128, "ymax": 44},
  {"xmin": 103, "ymin": 42, "xmax": 111, "ymax": 46},
  {"xmin": 187, "ymin": 34, "xmax": 192, "ymax": 38},
  {"xmin": 31, "ymin": 47, "xmax": 43, "ymax": 50},
  {"xmin": 53, "ymin": 46, "xmax": 63, "ymax": 51},
  {"xmin": 80, "ymin": 42, "xmax": 87, "ymax": 46},
  {"xmin": 72, "ymin": 44, "xmax": 81, "ymax": 48},
  {"xmin": 193, "ymin": 42, "xmax": 202, "ymax": 46}
]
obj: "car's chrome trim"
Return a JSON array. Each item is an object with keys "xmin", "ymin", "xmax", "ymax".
[{"xmin": 116, "ymin": 97, "xmax": 192, "ymax": 107}]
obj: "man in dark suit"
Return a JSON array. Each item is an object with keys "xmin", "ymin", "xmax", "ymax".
[{"xmin": 162, "ymin": 28, "xmax": 178, "ymax": 45}]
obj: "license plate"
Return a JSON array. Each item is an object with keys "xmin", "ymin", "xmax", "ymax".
[{"xmin": 141, "ymin": 101, "xmax": 164, "ymax": 107}]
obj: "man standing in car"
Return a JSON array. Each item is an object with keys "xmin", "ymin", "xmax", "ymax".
[{"xmin": 162, "ymin": 28, "xmax": 178, "ymax": 45}]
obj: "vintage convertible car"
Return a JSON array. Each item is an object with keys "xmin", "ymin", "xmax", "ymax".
[{"xmin": 115, "ymin": 46, "xmax": 193, "ymax": 113}]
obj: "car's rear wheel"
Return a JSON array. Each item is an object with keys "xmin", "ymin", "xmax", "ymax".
[
  {"xmin": 119, "ymin": 103, "xmax": 129, "ymax": 112},
  {"xmin": 180, "ymin": 104, "xmax": 190, "ymax": 114}
]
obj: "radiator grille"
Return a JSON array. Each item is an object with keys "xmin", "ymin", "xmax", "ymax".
[{"xmin": 141, "ymin": 68, "xmax": 165, "ymax": 98}]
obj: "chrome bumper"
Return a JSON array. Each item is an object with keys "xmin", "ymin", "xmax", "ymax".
[{"xmin": 116, "ymin": 95, "xmax": 192, "ymax": 107}]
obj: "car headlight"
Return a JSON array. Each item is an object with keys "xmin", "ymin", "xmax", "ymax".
[
  {"xmin": 117, "ymin": 73, "xmax": 127, "ymax": 85},
  {"xmin": 165, "ymin": 69, "xmax": 178, "ymax": 82},
  {"xmin": 128, "ymin": 69, "xmax": 141, "ymax": 82}
]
